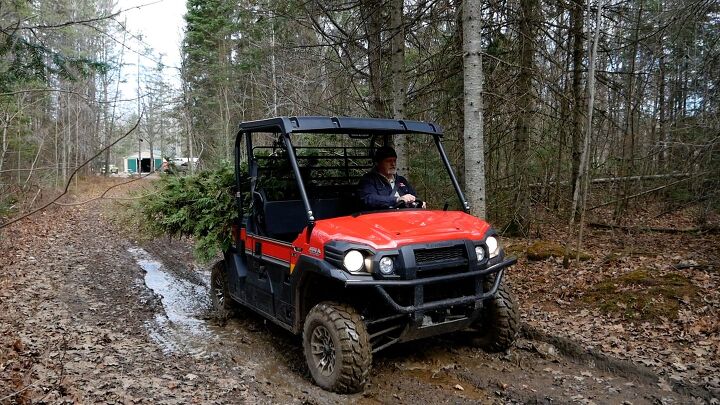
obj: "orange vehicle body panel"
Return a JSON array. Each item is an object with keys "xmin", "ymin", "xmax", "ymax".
[
  {"xmin": 294, "ymin": 210, "xmax": 489, "ymax": 260},
  {"xmin": 240, "ymin": 210, "xmax": 490, "ymax": 273},
  {"xmin": 245, "ymin": 235, "xmax": 292, "ymax": 263}
]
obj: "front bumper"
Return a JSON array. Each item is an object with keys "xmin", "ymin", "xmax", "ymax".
[{"xmin": 345, "ymin": 257, "xmax": 516, "ymax": 314}]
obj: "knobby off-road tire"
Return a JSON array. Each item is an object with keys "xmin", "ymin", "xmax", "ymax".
[
  {"xmin": 303, "ymin": 302, "xmax": 372, "ymax": 393},
  {"xmin": 209, "ymin": 259, "xmax": 236, "ymax": 322},
  {"xmin": 474, "ymin": 281, "xmax": 520, "ymax": 352}
]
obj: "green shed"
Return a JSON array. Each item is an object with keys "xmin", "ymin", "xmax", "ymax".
[{"xmin": 124, "ymin": 151, "xmax": 163, "ymax": 174}]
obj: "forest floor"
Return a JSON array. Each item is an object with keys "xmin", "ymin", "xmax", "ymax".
[{"xmin": 0, "ymin": 178, "xmax": 718, "ymax": 404}]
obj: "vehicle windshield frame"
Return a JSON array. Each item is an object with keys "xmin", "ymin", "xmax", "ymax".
[{"xmin": 234, "ymin": 117, "xmax": 470, "ymax": 231}]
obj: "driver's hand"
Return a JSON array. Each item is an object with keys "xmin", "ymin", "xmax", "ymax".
[
  {"xmin": 421, "ymin": 201, "xmax": 427, "ymax": 209},
  {"xmin": 398, "ymin": 194, "xmax": 416, "ymax": 203}
]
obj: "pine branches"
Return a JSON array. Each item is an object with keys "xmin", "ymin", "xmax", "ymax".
[{"xmin": 138, "ymin": 163, "xmax": 245, "ymax": 262}]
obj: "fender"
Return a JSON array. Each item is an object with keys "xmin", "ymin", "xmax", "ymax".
[
  {"xmin": 223, "ymin": 247, "xmax": 248, "ymax": 299},
  {"xmin": 289, "ymin": 254, "xmax": 368, "ymax": 332}
]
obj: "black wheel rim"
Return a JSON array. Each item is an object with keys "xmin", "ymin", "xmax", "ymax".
[{"xmin": 310, "ymin": 325, "xmax": 336, "ymax": 377}]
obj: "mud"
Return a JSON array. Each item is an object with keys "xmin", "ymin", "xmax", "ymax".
[{"xmin": 0, "ymin": 200, "xmax": 713, "ymax": 404}]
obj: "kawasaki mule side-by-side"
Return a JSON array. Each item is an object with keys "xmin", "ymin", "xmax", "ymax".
[{"xmin": 211, "ymin": 116, "xmax": 519, "ymax": 393}]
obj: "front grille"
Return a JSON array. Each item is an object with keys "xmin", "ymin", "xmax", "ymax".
[{"xmin": 414, "ymin": 246, "xmax": 466, "ymax": 265}]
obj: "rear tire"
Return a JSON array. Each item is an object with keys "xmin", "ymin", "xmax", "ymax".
[
  {"xmin": 303, "ymin": 302, "xmax": 371, "ymax": 393},
  {"xmin": 473, "ymin": 281, "xmax": 519, "ymax": 352},
  {"xmin": 210, "ymin": 259, "xmax": 236, "ymax": 321}
]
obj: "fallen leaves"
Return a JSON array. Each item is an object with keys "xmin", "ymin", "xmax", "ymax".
[
  {"xmin": 11, "ymin": 339, "xmax": 24, "ymax": 353},
  {"xmin": 0, "ymin": 201, "xmax": 252, "ymax": 403},
  {"xmin": 508, "ymin": 204, "xmax": 720, "ymax": 393}
]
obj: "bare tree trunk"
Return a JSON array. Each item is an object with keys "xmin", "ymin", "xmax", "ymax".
[
  {"xmin": 463, "ymin": 0, "xmax": 486, "ymax": 218},
  {"xmin": 25, "ymin": 136, "xmax": 44, "ymax": 185},
  {"xmin": 391, "ymin": 0, "xmax": 408, "ymax": 173},
  {"xmin": 565, "ymin": 0, "xmax": 604, "ymax": 267},
  {"xmin": 104, "ymin": 21, "xmax": 127, "ymax": 176},
  {"xmin": 0, "ymin": 114, "xmax": 9, "ymax": 174},
  {"xmin": 54, "ymin": 119, "xmax": 59, "ymax": 187},
  {"xmin": 181, "ymin": 60, "xmax": 195, "ymax": 175},
  {"xmin": 659, "ymin": 53, "xmax": 668, "ymax": 166},
  {"xmin": 508, "ymin": 0, "xmax": 537, "ymax": 236},
  {"xmin": 570, "ymin": 0, "xmax": 585, "ymax": 202},
  {"xmin": 160, "ymin": 113, "xmax": 165, "ymax": 163},
  {"xmin": 75, "ymin": 92, "xmax": 80, "ymax": 187},
  {"xmin": 270, "ymin": 10, "xmax": 278, "ymax": 117},
  {"xmin": 101, "ymin": 58, "xmax": 110, "ymax": 177},
  {"xmin": 62, "ymin": 92, "xmax": 69, "ymax": 183},
  {"xmin": 223, "ymin": 84, "xmax": 231, "ymax": 161},
  {"xmin": 361, "ymin": 0, "xmax": 385, "ymax": 117},
  {"xmin": 614, "ymin": 3, "xmax": 642, "ymax": 222},
  {"xmin": 555, "ymin": 40, "xmax": 573, "ymax": 210},
  {"xmin": 149, "ymin": 141, "xmax": 155, "ymax": 172}
]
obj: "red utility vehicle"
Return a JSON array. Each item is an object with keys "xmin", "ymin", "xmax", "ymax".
[{"xmin": 212, "ymin": 116, "xmax": 518, "ymax": 393}]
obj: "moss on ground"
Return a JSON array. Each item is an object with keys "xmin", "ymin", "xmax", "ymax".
[
  {"xmin": 582, "ymin": 268, "xmax": 697, "ymax": 320},
  {"xmin": 504, "ymin": 243, "xmax": 527, "ymax": 257}
]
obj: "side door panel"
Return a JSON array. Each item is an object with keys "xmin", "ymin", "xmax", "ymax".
[{"xmin": 244, "ymin": 235, "xmax": 294, "ymax": 327}]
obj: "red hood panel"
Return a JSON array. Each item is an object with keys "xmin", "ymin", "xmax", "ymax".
[{"xmin": 311, "ymin": 210, "xmax": 491, "ymax": 249}]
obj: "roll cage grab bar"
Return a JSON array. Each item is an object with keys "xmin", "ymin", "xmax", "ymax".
[{"xmin": 233, "ymin": 117, "xmax": 471, "ymax": 234}]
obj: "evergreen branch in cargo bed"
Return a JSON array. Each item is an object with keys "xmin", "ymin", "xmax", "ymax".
[{"xmin": 139, "ymin": 162, "xmax": 247, "ymax": 263}]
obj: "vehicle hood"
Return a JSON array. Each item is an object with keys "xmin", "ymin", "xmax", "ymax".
[{"xmin": 310, "ymin": 210, "xmax": 491, "ymax": 250}]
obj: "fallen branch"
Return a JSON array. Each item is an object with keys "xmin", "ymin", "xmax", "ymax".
[
  {"xmin": 500, "ymin": 173, "xmax": 696, "ymax": 190},
  {"xmin": 588, "ymin": 172, "xmax": 694, "ymax": 184},
  {"xmin": 587, "ymin": 221, "xmax": 720, "ymax": 234},
  {"xmin": 589, "ymin": 174, "xmax": 702, "ymax": 210},
  {"xmin": 0, "ymin": 113, "xmax": 142, "ymax": 230},
  {"xmin": 0, "ymin": 383, "xmax": 38, "ymax": 402}
]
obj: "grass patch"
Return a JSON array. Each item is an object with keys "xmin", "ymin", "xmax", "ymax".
[{"xmin": 582, "ymin": 268, "xmax": 697, "ymax": 320}]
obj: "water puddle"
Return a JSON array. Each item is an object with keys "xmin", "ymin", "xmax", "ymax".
[
  {"xmin": 127, "ymin": 247, "xmax": 237, "ymax": 358},
  {"xmin": 127, "ymin": 246, "xmax": 283, "ymax": 381}
]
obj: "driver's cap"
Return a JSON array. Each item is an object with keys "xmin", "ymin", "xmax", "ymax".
[{"xmin": 373, "ymin": 146, "xmax": 397, "ymax": 162}]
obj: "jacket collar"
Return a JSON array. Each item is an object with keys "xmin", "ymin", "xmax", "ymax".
[{"xmin": 371, "ymin": 167, "xmax": 395, "ymax": 185}]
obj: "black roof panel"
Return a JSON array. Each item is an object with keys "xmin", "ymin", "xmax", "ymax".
[{"xmin": 238, "ymin": 116, "xmax": 443, "ymax": 136}]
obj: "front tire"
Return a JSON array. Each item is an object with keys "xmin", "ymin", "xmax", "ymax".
[
  {"xmin": 303, "ymin": 302, "xmax": 372, "ymax": 393},
  {"xmin": 473, "ymin": 281, "xmax": 519, "ymax": 352}
]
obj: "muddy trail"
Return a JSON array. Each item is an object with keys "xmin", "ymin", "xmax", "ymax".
[{"xmin": 0, "ymin": 201, "xmax": 713, "ymax": 403}]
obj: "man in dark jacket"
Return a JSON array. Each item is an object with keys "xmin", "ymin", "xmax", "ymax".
[{"xmin": 358, "ymin": 146, "xmax": 424, "ymax": 210}]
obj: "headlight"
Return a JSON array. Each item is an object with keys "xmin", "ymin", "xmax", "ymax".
[
  {"xmin": 486, "ymin": 236, "xmax": 500, "ymax": 258},
  {"xmin": 475, "ymin": 246, "xmax": 485, "ymax": 262},
  {"xmin": 343, "ymin": 250, "xmax": 365, "ymax": 272},
  {"xmin": 379, "ymin": 257, "xmax": 394, "ymax": 275}
]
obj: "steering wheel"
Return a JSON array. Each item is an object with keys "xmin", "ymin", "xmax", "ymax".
[{"xmin": 395, "ymin": 199, "xmax": 424, "ymax": 209}]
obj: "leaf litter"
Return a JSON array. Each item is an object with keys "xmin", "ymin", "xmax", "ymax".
[{"xmin": 506, "ymin": 204, "xmax": 720, "ymax": 399}]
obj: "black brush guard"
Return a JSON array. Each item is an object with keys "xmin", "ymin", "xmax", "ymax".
[
  {"xmin": 344, "ymin": 258, "xmax": 516, "ymax": 314},
  {"xmin": 345, "ymin": 257, "xmax": 516, "ymax": 350}
]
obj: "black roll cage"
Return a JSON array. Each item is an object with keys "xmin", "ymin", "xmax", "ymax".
[{"xmin": 233, "ymin": 116, "xmax": 471, "ymax": 232}]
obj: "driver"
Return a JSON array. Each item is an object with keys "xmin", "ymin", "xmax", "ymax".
[{"xmin": 358, "ymin": 146, "xmax": 425, "ymax": 210}]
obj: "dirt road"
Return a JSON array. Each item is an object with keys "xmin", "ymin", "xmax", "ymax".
[{"xmin": 0, "ymin": 198, "xmax": 713, "ymax": 403}]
